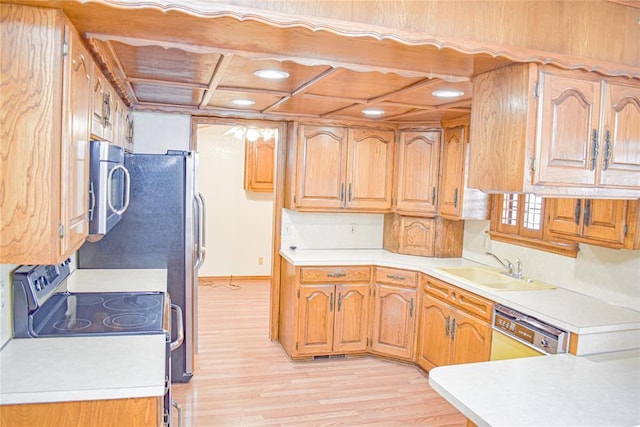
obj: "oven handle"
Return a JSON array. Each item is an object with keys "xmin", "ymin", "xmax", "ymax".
[{"xmin": 170, "ymin": 304, "xmax": 184, "ymax": 352}]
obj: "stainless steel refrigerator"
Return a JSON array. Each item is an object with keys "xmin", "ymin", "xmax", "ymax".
[{"xmin": 78, "ymin": 150, "xmax": 206, "ymax": 383}]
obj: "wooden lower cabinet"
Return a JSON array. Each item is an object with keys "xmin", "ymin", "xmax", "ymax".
[
  {"xmin": 0, "ymin": 397, "xmax": 162, "ymax": 427},
  {"xmin": 417, "ymin": 275, "xmax": 493, "ymax": 372},
  {"xmin": 369, "ymin": 267, "xmax": 418, "ymax": 360},
  {"xmin": 297, "ymin": 283, "xmax": 370, "ymax": 356}
]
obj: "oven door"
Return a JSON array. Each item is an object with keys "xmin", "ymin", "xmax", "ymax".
[{"xmin": 88, "ymin": 141, "xmax": 130, "ymax": 241}]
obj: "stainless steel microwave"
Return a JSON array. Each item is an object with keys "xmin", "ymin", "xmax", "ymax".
[{"xmin": 87, "ymin": 140, "xmax": 130, "ymax": 242}]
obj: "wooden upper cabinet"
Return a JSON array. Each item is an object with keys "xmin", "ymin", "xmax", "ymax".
[
  {"xmin": 295, "ymin": 124, "xmax": 347, "ymax": 209},
  {"xmin": 91, "ymin": 68, "xmax": 114, "ymax": 142},
  {"xmin": 244, "ymin": 137, "xmax": 275, "ymax": 192},
  {"xmin": 347, "ymin": 128, "xmax": 395, "ymax": 211},
  {"xmin": 60, "ymin": 20, "xmax": 93, "ymax": 257},
  {"xmin": 599, "ymin": 82, "xmax": 640, "ymax": 188},
  {"xmin": 469, "ymin": 63, "xmax": 640, "ymax": 198},
  {"xmin": 439, "ymin": 118, "xmax": 488, "ymax": 220},
  {"xmin": 294, "ymin": 124, "xmax": 394, "ymax": 212},
  {"xmin": 545, "ymin": 198, "xmax": 628, "ymax": 247},
  {"xmin": 395, "ymin": 130, "xmax": 441, "ymax": 216},
  {"xmin": 536, "ymin": 69, "xmax": 603, "ymax": 186},
  {"xmin": 1, "ymin": 5, "xmax": 92, "ymax": 264}
]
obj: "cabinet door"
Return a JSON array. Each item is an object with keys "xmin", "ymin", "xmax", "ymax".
[
  {"xmin": 536, "ymin": 70, "xmax": 602, "ymax": 186},
  {"xmin": 545, "ymin": 198, "xmax": 583, "ymax": 238},
  {"xmin": 60, "ymin": 23, "xmax": 92, "ymax": 256},
  {"xmin": 295, "ymin": 125, "xmax": 347, "ymax": 209},
  {"xmin": 370, "ymin": 284, "xmax": 416, "ymax": 360},
  {"xmin": 333, "ymin": 284, "xmax": 370, "ymax": 353},
  {"xmin": 439, "ymin": 124, "xmax": 466, "ymax": 217},
  {"xmin": 346, "ymin": 128, "xmax": 394, "ymax": 210},
  {"xmin": 599, "ymin": 82, "xmax": 640, "ymax": 188},
  {"xmin": 297, "ymin": 285, "xmax": 335, "ymax": 356},
  {"xmin": 92, "ymin": 73, "xmax": 106, "ymax": 138},
  {"xmin": 416, "ymin": 294, "xmax": 452, "ymax": 372},
  {"xmin": 398, "ymin": 216, "xmax": 435, "ymax": 257},
  {"xmin": 396, "ymin": 131, "xmax": 440, "ymax": 215},
  {"xmin": 244, "ymin": 137, "xmax": 275, "ymax": 192},
  {"xmin": 581, "ymin": 199, "xmax": 627, "ymax": 245},
  {"xmin": 450, "ymin": 309, "xmax": 492, "ymax": 366}
]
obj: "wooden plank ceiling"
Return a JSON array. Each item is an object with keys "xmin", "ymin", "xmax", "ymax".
[{"xmin": 54, "ymin": 1, "xmax": 517, "ymax": 123}]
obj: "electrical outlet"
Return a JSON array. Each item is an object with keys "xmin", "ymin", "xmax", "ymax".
[
  {"xmin": 258, "ymin": 257, "xmax": 264, "ymax": 265},
  {"xmin": 349, "ymin": 224, "xmax": 356, "ymax": 234},
  {"xmin": 283, "ymin": 223, "xmax": 291, "ymax": 235},
  {"xmin": 0, "ymin": 279, "xmax": 5, "ymax": 309}
]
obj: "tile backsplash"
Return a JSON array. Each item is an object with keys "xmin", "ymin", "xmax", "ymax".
[{"xmin": 281, "ymin": 209, "xmax": 383, "ymax": 250}]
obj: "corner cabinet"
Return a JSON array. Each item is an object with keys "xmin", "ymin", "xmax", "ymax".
[
  {"xmin": 370, "ymin": 267, "xmax": 418, "ymax": 361},
  {"xmin": 293, "ymin": 124, "xmax": 394, "ymax": 212},
  {"xmin": 439, "ymin": 118, "xmax": 488, "ymax": 220},
  {"xmin": 416, "ymin": 274, "xmax": 493, "ymax": 372},
  {"xmin": 1, "ymin": 5, "xmax": 92, "ymax": 264},
  {"xmin": 469, "ymin": 63, "xmax": 640, "ymax": 198}
]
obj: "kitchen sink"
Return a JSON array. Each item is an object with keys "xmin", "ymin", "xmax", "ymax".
[{"xmin": 435, "ymin": 266, "xmax": 556, "ymax": 291}]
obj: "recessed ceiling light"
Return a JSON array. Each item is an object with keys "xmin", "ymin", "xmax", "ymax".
[
  {"xmin": 254, "ymin": 69, "xmax": 290, "ymax": 79},
  {"xmin": 432, "ymin": 90, "xmax": 465, "ymax": 98},
  {"xmin": 362, "ymin": 109, "xmax": 385, "ymax": 116},
  {"xmin": 230, "ymin": 99, "xmax": 255, "ymax": 106}
]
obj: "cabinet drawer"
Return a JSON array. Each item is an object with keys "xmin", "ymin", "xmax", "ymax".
[
  {"xmin": 375, "ymin": 267, "xmax": 418, "ymax": 288},
  {"xmin": 300, "ymin": 266, "xmax": 371, "ymax": 283},
  {"xmin": 422, "ymin": 275, "xmax": 493, "ymax": 321}
]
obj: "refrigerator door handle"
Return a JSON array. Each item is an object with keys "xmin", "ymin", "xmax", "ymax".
[{"xmin": 195, "ymin": 192, "xmax": 207, "ymax": 270}]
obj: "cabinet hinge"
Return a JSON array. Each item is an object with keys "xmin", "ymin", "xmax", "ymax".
[
  {"xmin": 58, "ymin": 223, "xmax": 65, "ymax": 239},
  {"xmin": 295, "ymin": 342, "xmax": 298, "ymax": 351},
  {"xmin": 534, "ymin": 81, "xmax": 540, "ymax": 98},
  {"xmin": 62, "ymin": 41, "xmax": 69, "ymax": 57},
  {"xmin": 529, "ymin": 157, "xmax": 536, "ymax": 175},
  {"xmin": 297, "ymin": 290, "xmax": 300, "ymax": 298},
  {"xmin": 293, "ymin": 195, "xmax": 297, "ymax": 204},
  {"xmin": 624, "ymin": 224, "xmax": 629, "ymax": 236}
]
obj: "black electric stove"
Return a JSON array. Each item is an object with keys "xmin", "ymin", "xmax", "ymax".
[{"xmin": 12, "ymin": 259, "xmax": 166, "ymax": 338}]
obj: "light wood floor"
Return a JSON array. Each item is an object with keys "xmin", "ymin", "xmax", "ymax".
[{"xmin": 172, "ymin": 280, "xmax": 466, "ymax": 426}]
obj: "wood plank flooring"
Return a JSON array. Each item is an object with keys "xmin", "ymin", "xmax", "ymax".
[{"xmin": 172, "ymin": 280, "xmax": 466, "ymax": 426}]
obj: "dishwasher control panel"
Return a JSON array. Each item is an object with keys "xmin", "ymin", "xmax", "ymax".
[{"xmin": 493, "ymin": 305, "xmax": 568, "ymax": 355}]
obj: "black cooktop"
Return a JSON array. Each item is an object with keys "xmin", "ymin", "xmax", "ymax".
[{"xmin": 31, "ymin": 292, "xmax": 165, "ymax": 337}]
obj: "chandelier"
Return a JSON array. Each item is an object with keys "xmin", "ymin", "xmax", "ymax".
[{"xmin": 224, "ymin": 126, "xmax": 278, "ymax": 142}]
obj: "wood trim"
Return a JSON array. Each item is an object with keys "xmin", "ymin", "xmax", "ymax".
[
  {"xmin": 88, "ymin": 0, "xmax": 640, "ymax": 78},
  {"xmin": 488, "ymin": 231, "xmax": 579, "ymax": 258},
  {"xmin": 569, "ymin": 333, "xmax": 579, "ymax": 355}
]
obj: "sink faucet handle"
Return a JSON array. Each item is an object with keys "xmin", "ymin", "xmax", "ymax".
[
  {"xmin": 505, "ymin": 259, "xmax": 514, "ymax": 274},
  {"xmin": 515, "ymin": 259, "xmax": 523, "ymax": 278}
]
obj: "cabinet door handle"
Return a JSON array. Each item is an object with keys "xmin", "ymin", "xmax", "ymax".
[
  {"xmin": 453, "ymin": 188, "xmax": 459, "ymax": 208},
  {"xmin": 584, "ymin": 199, "xmax": 592, "ymax": 227},
  {"xmin": 603, "ymin": 130, "xmax": 612, "ymax": 171},
  {"xmin": 327, "ymin": 272, "xmax": 347, "ymax": 278},
  {"xmin": 409, "ymin": 298, "xmax": 414, "ymax": 318},
  {"xmin": 431, "ymin": 187, "xmax": 436, "ymax": 205},
  {"xmin": 348, "ymin": 183, "xmax": 352, "ymax": 202},
  {"xmin": 329, "ymin": 293, "xmax": 334, "ymax": 312},
  {"xmin": 445, "ymin": 316, "xmax": 450, "ymax": 337},
  {"xmin": 574, "ymin": 199, "xmax": 582, "ymax": 225},
  {"xmin": 451, "ymin": 318, "xmax": 457, "ymax": 341},
  {"xmin": 337, "ymin": 293, "xmax": 342, "ymax": 312},
  {"xmin": 590, "ymin": 129, "xmax": 599, "ymax": 171},
  {"xmin": 340, "ymin": 183, "xmax": 345, "ymax": 202},
  {"xmin": 386, "ymin": 274, "xmax": 406, "ymax": 281}
]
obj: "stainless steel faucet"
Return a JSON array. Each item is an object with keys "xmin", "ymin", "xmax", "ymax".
[{"xmin": 485, "ymin": 252, "xmax": 514, "ymax": 276}]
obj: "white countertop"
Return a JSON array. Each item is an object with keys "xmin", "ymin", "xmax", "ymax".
[
  {"xmin": 0, "ymin": 335, "xmax": 166, "ymax": 404},
  {"xmin": 281, "ymin": 249, "xmax": 640, "ymax": 352},
  {"xmin": 429, "ymin": 349, "xmax": 640, "ymax": 427},
  {"xmin": 1, "ymin": 268, "xmax": 168, "ymax": 405}
]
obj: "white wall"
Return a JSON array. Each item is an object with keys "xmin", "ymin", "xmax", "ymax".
[
  {"xmin": 0, "ymin": 264, "xmax": 17, "ymax": 348},
  {"xmin": 463, "ymin": 220, "xmax": 640, "ymax": 311},
  {"xmin": 132, "ymin": 111, "xmax": 191, "ymax": 153},
  {"xmin": 281, "ymin": 209, "xmax": 384, "ymax": 250},
  {"xmin": 197, "ymin": 124, "xmax": 274, "ymax": 277}
]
